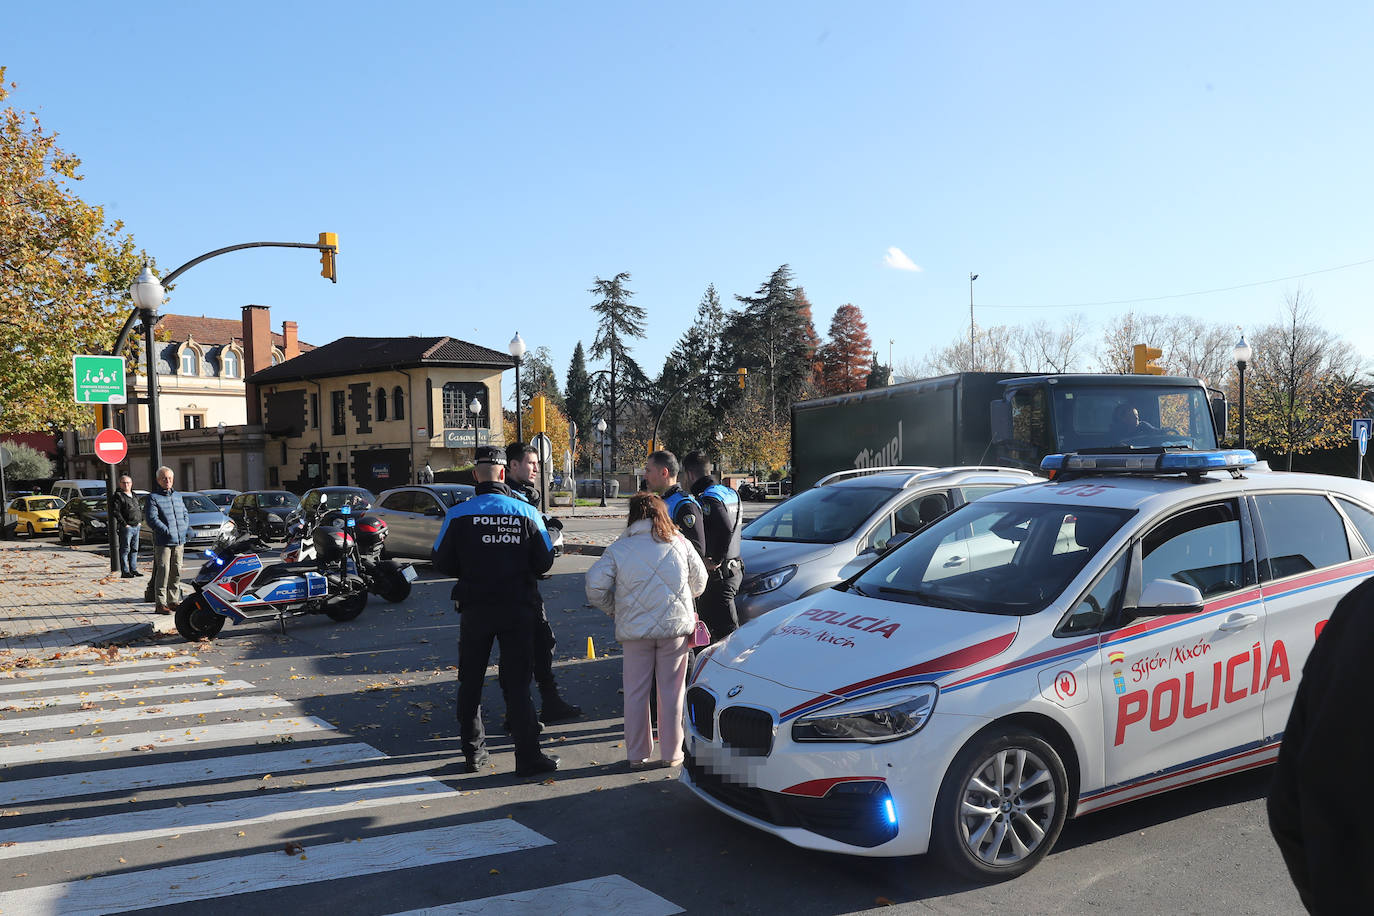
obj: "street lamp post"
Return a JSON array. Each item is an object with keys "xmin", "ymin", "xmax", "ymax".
[
  {"xmin": 596, "ymin": 417, "xmax": 608, "ymax": 508},
  {"xmin": 129, "ymin": 265, "xmax": 166, "ymax": 485},
  {"xmin": 470, "ymin": 399, "xmax": 483, "ymax": 454},
  {"xmin": 1233, "ymin": 334, "xmax": 1252, "ymax": 450},
  {"xmin": 969, "ymin": 273, "xmax": 979, "ymax": 368},
  {"xmin": 509, "ymin": 332, "xmax": 526, "ymax": 444},
  {"xmin": 217, "ymin": 421, "xmax": 226, "ymax": 487}
]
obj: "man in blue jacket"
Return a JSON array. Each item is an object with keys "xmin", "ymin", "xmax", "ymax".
[
  {"xmin": 682, "ymin": 450, "xmax": 744, "ymax": 641},
  {"xmin": 433, "ymin": 446, "xmax": 560, "ymax": 777},
  {"xmin": 143, "ymin": 466, "xmax": 190, "ymax": 615}
]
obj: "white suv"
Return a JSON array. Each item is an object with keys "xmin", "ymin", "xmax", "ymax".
[{"xmin": 737, "ymin": 466, "xmax": 1038, "ymax": 622}]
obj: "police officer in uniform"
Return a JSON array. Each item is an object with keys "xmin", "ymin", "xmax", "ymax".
[
  {"xmin": 681, "ymin": 449, "xmax": 744, "ymax": 641},
  {"xmin": 645, "ymin": 449, "xmax": 705, "ymax": 557},
  {"xmin": 505, "ymin": 442, "xmax": 582, "ymax": 723},
  {"xmin": 432, "ymin": 446, "xmax": 559, "ymax": 776}
]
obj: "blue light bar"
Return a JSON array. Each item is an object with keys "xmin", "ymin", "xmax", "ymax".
[
  {"xmin": 884, "ymin": 798, "xmax": 898, "ymax": 825},
  {"xmin": 1042, "ymin": 449, "xmax": 1257, "ymax": 475}
]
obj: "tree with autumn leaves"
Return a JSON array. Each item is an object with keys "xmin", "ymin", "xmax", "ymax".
[
  {"xmin": 0, "ymin": 69, "xmax": 146, "ymax": 433},
  {"xmin": 816, "ymin": 303, "xmax": 874, "ymax": 395}
]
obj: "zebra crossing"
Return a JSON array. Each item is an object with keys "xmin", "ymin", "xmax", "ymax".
[{"xmin": 0, "ymin": 647, "xmax": 683, "ymax": 916}]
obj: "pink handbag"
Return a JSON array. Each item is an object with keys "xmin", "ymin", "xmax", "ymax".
[{"xmin": 689, "ymin": 617, "xmax": 711, "ymax": 648}]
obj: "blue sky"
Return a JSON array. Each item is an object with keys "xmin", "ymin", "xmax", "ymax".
[{"xmin": 7, "ymin": 2, "xmax": 1374, "ymax": 408}]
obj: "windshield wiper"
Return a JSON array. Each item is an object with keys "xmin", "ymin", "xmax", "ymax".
[{"xmin": 877, "ymin": 586, "xmax": 979, "ymax": 611}]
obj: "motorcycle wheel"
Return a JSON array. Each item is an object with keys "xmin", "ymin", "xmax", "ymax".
[
  {"xmin": 372, "ymin": 560, "xmax": 412, "ymax": 603},
  {"xmin": 175, "ymin": 595, "xmax": 226, "ymax": 641},
  {"xmin": 326, "ymin": 589, "xmax": 368, "ymax": 622}
]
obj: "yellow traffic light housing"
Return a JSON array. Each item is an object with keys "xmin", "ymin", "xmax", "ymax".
[
  {"xmin": 529, "ymin": 395, "xmax": 548, "ymax": 435},
  {"xmin": 318, "ymin": 232, "xmax": 338, "ymax": 283},
  {"xmin": 737, "ymin": 367, "xmax": 748, "ymax": 389},
  {"xmin": 1132, "ymin": 344, "xmax": 1164, "ymax": 375}
]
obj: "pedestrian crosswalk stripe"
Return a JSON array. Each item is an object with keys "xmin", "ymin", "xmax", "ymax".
[
  {"xmin": 0, "ymin": 819, "xmax": 554, "ymax": 916},
  {"xmin": 0, "ymin": 655, "xmax": 203, "ymax": 680},
  {"xmin": 0, "ymin": 775, "xmax": 456, "ymax": 860},
  {"xmin": 0, "ymin": 716, "xmax": 336, "ymax": 766},
  {"xmin": 0, "ymin": 693, "xmax": 289, "ymax": 734},
  {"xmin": 0, "ymin": 679, "xmax": 255, "ymax": 711},
  {"xmin": 0, "ymin": 666, "xmax": 226, "ymax": 696},
  {"xmin": 0, "ymin": 742, "xmax": 385, "ymax": 806},
  {"xmin": 380, "ymin": 874, "xmax": 684, "ymax": 915}
]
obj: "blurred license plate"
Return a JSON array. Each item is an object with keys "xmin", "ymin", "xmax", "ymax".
[{"xmin": 401, "ymin": 565, "xmax": 417, "ymax": 582}]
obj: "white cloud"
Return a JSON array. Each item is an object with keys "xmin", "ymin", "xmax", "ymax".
[{"xmin": 883, "ymin": 247, "xmax": 922, "ymax": 272}]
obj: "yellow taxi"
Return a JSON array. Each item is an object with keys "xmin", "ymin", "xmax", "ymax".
[{"xmin": 5, "ymin": 495, "xmax": 65, "ymax": 537}]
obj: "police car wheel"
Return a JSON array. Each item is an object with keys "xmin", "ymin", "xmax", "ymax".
[
  {"xmin": 931, "ymin": 729, "xmax": 1068, "ymax": 880},
  {"xmin": 174, "ymin": 595, "xmax": 225, "ymax": 642}
]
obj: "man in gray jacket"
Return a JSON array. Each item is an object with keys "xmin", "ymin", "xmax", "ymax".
[{"xmin": 144, "ymin": 466, "xmax": 190, "ymax": 615}]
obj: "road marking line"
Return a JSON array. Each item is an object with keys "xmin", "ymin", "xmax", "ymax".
[
  {"xmin": 0, "ymin": 667, "xmax": 226, "ymax": 696},
  {"xmin": 0, "ymin": 742, "xmax": 385, "ymax": 806},
  {"xmin": 0, "ymin": 716, "xmax": 335, "ymax": 766},
  {"xmin": 0, "ymin": 775, "xmax": 455, "ymax": 859},
  {"xmin": 1, "ymin": 679, "xmax": 255, "ymax": 711},
  {"xmin": 381, "ymin": 875, "xmax": 684, "ymax": 915},
  {"xmin": 0, "ymin": 655, "xmax": 203, "ymax": 680},
  {"xmin": 0, "ymin": 694, "xmax": 289, "ymax": 734},
  {"xmin": 0, "ymin": 819, "xmax": 552, "ymax": 915}
]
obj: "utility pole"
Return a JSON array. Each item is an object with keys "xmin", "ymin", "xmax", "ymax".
[{"xmin": 969, "ymin": 273, "xmax": 979, "ymax": 368}]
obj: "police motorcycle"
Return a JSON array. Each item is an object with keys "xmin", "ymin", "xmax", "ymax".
[{"xmin": 280, "ymin": 496, "xmax": 415, "ymax": 603}]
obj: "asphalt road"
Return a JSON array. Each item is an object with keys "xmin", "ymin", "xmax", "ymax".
[{"xmin": 2, "ymin": 549, "xmax": 1304, "ymax": 914}]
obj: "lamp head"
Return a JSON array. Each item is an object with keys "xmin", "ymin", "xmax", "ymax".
[
  {"xmin": 129, "ymin": 264, "xmax": 165, "ymax": 312},
  {"xmin": 1233, "ymin": 335, "xmax": 1253, "ymax": 366},
  {"xmin": 508, "ymin": 332, "xmax": 526, "ymax": 359}
]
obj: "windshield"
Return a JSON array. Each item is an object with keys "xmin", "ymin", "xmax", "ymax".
[
  {"xmin": 181, "ymin": 494, "xmax": 221, "ymax": 513},
  {"xmin": 26, "ymin": 498, "xmax": 62, "ymax": 510},
  {"xmin": 260, "ymin": 492, "xmax": 299, "ymax": 509},
  {"xmin": 78, "ymin": 485, "xmax": 105, "ymax": 497},
  {"xmin": 744, "ymin": 485, "xmax": 893, "ymax": 543},
  {"xmin": 204, "ymin": 492, "xmax": 234, "ymax": 507},
  {"xmin": 1052, "ymin": 385, "xmax": 1216, "ymax": 451},
  {"xmin": 852, "ymin": 501, "xmax": 1135, "ymax": 615}
]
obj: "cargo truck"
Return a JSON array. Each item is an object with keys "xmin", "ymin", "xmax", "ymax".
[{"xmin": 790, "ymin": 372, "xmax": 1227, "ymax": 491}]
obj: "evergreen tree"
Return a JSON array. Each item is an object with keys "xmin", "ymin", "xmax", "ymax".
[
  {"xmin": 864, "ymin": 354, "xmax": 893, "ymax": 389},
  {"xmin": 565, "ymin": 342, "xmax": 593, "ymax": 471},
  {"xmin": 656, "ymin": 284, "xmax": 731, "ymax": 454},
  {"xmin": 588, "ymin": 272, "xmax": 648, "ymax": 468},
  {"xmin": 518, "ymin": 346, "xmax": 566, "ymax": 415},
  {"xmin": 728, "ymin": 265, "xmax": 820, "ymax": 423}
]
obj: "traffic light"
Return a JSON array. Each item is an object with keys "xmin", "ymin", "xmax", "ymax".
[
  {"xmin": 318, "ymin": 232, "xmax": 337, "ymax": 283},
  {"xmin": 737, "ymin": 367, "xmax": 748, "ymax": 389},
  {"xmin": 529, "ymin": 395, "xmax": 548, "ymax": 435},
  {"xmin": 1132, "ymin": 344, "xmax": 1164, "ymax": 375}
]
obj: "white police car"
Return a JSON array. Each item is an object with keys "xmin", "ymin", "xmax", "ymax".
[{"xmin": 683, "ymin": 449, "xmax": 1374, "ymax": 879}]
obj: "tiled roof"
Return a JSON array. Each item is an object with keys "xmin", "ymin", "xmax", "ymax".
[
  {"xmin": 158, "ymin": 314, "xmax": 313, "ymax": 350},
  {"xmin": 247, "ymin": 336, "xmax": 515, "ymax": 384}
]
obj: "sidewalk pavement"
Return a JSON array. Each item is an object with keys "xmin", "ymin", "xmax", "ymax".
[{"xmin": 0, "ymin": 539, "xmax": 178, "ymax": 657}]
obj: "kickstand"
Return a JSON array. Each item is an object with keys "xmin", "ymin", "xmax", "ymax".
[{"xmin": 277, "ymin": 613, "xmax": 287, "ymax": 635}]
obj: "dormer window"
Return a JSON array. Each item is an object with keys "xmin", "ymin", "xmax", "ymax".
[
  {"xmin": 180, "ymin": 348, "xmax": 198, "ymax": 376},
  {"xmin": 222, "ymin": 349, "xmax": 240, "ymax": 378}
]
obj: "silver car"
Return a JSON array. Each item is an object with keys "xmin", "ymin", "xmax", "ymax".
[
  {"xmin": 736, "ymin": 466, "xmax": 1037, "ymax": 622},
  {"xmin": 370, "ymin": 484, "xmax": 476, "ymax": 560},
  {"xmin": 141, "ymin": 491, "xmax": 234, "ymax": 549}
]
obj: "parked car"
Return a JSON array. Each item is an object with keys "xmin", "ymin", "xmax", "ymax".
[
  {"xmin": 198, "ymin": 488, "xmax": 241, "ymax": 510},
  {"xmin": 51, "ymin": 479, "xmax": 108, "ymax": 505},
  {"xmin": 57, "ymin": 496, "xmax": 109, "ymax": 544},
  {"xmin": 141, "ymin": 491, "xmax": 234, "ymax": 549},
  {"xmin": 737, "ymin": 466, "xmax": 1038, "ymax": 622},
  {"xmin": 369, "ymin": 484, "xmax": 476, "ymax": 560},
  {"xmin": 5, "ymin": 495, "xmax": 65, "ymax": 537},
  {"xmin": 294, "ymin": 486, "xmax": 376, "ymax": 521},
  {"xmin": 227, "ymin": 490, "xmax": 301, "ymax": 542}
]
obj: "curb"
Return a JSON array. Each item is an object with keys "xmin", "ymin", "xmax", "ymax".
[
  {"xmin": 560, "ymin": 543, "xmax": 607, "ymax": 558},
  {"xmin": 91, "ymin": 621, "xmax": 155, "ymax": 648}
]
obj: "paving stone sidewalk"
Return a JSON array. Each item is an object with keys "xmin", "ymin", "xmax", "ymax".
[{"xmin": 0, "ymin": 539, "xmax": 177, "ymax": 655}]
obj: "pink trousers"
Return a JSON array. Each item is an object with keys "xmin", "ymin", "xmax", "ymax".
[{"xmin": 621, "ymin": 635, "xmax": 690, "ymax": 763}]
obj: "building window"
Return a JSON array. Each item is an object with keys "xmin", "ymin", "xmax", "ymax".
[
  {"xmin": 180, "ymin": 348, "xmax": 198, "ymax": 376},
  {"xmin": 183, "ymin": 414, "xmax": 205, "ymax": 430},
  {"xmin": 375, "ymin": 387, "xmax": 388, "ymax": 422},
  {"xmin": 310, "ymin": 392, "xmax": 319, "ymax": 429},
  {"xmin": 271, "ymin": 349, "xmax": 283, "ymax": 366},
  {"xmin": 222, "ymin": 349, "xmax": 239, "ymax": 378},
  {"xmin": 331, "ymin": 391, "xmax": 346, "ymax": 435},
  {"xmin": 442, "ymin": 382, "xmax": 487, "ymax": 428},
  {"xmin": 393, "ymin": 386, "xmax": 405, "ymax": 421}
]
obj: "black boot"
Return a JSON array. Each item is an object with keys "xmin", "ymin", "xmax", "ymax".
[
  {"xmin": 515, "ymin": 752, "xmax": 560, "ymax": 777},
  {"xmin": 540, "ymin": 690, "xmax": 582, "ymax": 723},
  {"xmin": 464, "ymin": 749, "xmax": 490, "ymax": 773}
]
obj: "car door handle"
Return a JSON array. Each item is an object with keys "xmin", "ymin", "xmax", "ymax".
[
  {"xmin": 943, "ymin": 556, "xmax": 965, "ymax": 567},
  {"xmin": 1218, "ymin": 613, "xmax": 1259, "ymax": 631}
]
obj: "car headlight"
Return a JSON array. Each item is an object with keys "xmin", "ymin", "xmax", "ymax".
[
  {"xmin": 743, "ymin": 565, "xmax": 797, "ymax": 596},
  {"xmin": 92, "ymin": 519, "xmax": 106, "ymax": 528},
  {"xmin": 791, "ymin": 686, "xmax": 938, "ymax": 743}
]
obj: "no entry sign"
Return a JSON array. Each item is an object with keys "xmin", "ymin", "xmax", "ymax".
[{"xmin": 94, "ymin": 428, "xmax": 128, "ymax": 465}]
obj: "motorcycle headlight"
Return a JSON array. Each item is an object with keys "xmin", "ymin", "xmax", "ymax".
[
  {"xmin": 743, "ymin": 565, "xmax": 796, "ymax": 596},
  {"xmin": 791, "ymin": 686, "xmax": 938, "ymax": 744},
  {"xmin": 218, "ymin": 520, "xmax": 235, "ymax": 533}
]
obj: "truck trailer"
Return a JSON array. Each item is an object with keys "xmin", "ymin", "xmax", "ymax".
[{"xmin": 790, "ymin": 372, "xmax": 1226, "ymax": 491}]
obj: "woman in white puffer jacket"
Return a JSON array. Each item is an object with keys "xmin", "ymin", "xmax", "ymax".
[{"xmin": 586, "ymin": 493, "xmax": 707, "ymax": 769}]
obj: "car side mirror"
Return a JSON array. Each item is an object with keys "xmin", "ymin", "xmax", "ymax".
[
  {"xmin": 884, "ymin": 531, "xmax": 915, "ymax": 553},
  {"xmin": 1133, "ymin": 578, "xmax": 1205, "ymax": 616}
]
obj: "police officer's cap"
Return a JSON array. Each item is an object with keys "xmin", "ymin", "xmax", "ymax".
[{"xmin": 474, "ymin": 445, "xmax": 507, "ymax": 466}]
